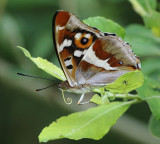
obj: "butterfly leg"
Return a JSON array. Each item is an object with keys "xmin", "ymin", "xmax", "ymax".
[
  {"xmin": 77, "ymin": 93, "xmax": 90, "ymax": 105},
  {"xmin": 77, "ymin": 93, "xmax": 84, "ymax": 104}
]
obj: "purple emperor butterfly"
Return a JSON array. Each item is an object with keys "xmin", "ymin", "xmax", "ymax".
[{"xmin": 52, "ymin": 11, "xmax": 141, "ymax": 104}]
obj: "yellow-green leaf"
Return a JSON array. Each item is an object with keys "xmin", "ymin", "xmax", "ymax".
[
  {"xmin": 105, "ymin": 70, "xmax": 144, "ymax": 93},
  {"xmin": 90, "ymin": 94, "xmax": 110, "ymax": 105},
  {"xmin": 39, "ymin": 101, "xmax": 131, "ymax": 142},
  {"xmin": 17, "ymin": 46, "xmax": 66, "ymax": 81}
]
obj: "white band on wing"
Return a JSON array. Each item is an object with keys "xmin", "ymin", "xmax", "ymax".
[
  {"xmin": 83, "ymin": 43, "xmax": 117, "ymax": 70},
  {"xmin": 57, "ymin": 39, "xmax": 72, "ymax": 53}
]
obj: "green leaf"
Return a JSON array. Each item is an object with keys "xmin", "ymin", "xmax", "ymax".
[
  {"xmin": 125, "ymin": 24, "xmax": 160, "ymax": 43},
  {"xmin": 17, "ymin": 46, "xmax": 66, "ymax": 81},
  {"xmin": 90, "ymin": 94, "xmax": 110, "ymax": 105},
  {"xmin": 125, "ymin": 24, "xmax": 160, "ymax": 56},
  {"xmin": 149, "ymin": 115, "xmax": 160, "ymax": 138},
  {"xmin": 129, "ymin": 0, "xmax": 160, "ymax": 37},
  {"xmin": 142, "ymin": 58, "xmax": 160, "ymax": 75},
  {"xmin": 143, "ymin": 11, "xmax": 160, "ymax": 37},
  {"xmin": 91, "ymin": 70, "xmax": 144, "ymax": 105},
  {"xmin": 39, "ymin": 101, "xmax": 131, "ymax": 142},
  {"xmin": 129, "ymin": 0, "xmax": 157, "ymax": 16},
  {"xmin": 136, "ymin": 78, "xmax": 160, "ymax": 119},
  {"xmin": 90, "ymin": 94, "xmax": 104, "ymax": 105},
  {"xmin": 105, "ymin": 70, "xmax": 144, "ymax": 93},
  {"xmin": 83, "ymin": 17, "xmax": 125, "ymax": 38}
]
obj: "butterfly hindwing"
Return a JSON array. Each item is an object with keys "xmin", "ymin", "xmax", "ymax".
[{"xmin": 76, "ymin": 35, "xmax": 140, "ymax": 86}]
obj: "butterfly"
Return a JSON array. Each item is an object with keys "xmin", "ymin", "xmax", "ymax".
[{"xmin": 52, "ymin": 10, "xmax": 141, "ymax": 104}]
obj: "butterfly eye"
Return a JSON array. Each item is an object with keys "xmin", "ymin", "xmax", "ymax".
[{"xmin": 81, "ymin": 37, "xmax": 88, "ymax": 45}]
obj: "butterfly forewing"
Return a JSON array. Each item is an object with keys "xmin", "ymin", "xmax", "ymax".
[{"xmin": 53, "ymin": 11, "xmax": 104, "ymax": 87}]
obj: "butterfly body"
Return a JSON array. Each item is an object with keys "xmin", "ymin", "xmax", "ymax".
[
  {"xmin": 58, "ymin": 80, "xmax": 93, "ymax": 94},
  {"xmin": 53, "ymin": 11, "xmax": 141, "ymax": 96}
]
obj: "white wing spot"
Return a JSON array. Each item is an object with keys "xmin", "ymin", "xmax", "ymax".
[
  {"xmin": 74, "ymin": 49, "xmax": 88, "ymax": 57},
  {"xmin": 83, "ymin": 49, "xmax": 88, "ymax": 55},
  {"xmin": 56, "ymin": 25, "xmax": 65, "ymax": 32},
  {"xmin": 83, "ymin": 43, "xmax": 117, "ymax": 70},
  {"xmin": 58, "ymin": 39, "xmax": 72, "ymax": 52},
  {"xmin": 74, "ymin": 50, "xmax": 82, "ymax": 57},
  {"xmin": 64, "ymin": 58, "xmax": 72, "ymax": 73},
  {"xmin": 85, "ymin": 33, "xmax": 91, "ymax": 38},
  {"xmin": 64, "ymin": 59, "xmax": 72, "ymax": 67},
  {"xmin": 59, "ymin": 26, "xmax": 65, "ymax": 30},
  {"xmin": 75, "ymin": 33, "xmax": 82, "ymax": 40}
]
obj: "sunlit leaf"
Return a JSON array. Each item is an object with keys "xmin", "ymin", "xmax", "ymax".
[
  {"xmin": 17, "ymin": 46, "xmax": 66, "ymax": 81},
  {"xmin": 105, "ymin": 70, "xmax": 144, "ymax": 93},
  {"xmin": 90, "ymin": 94, "xmax": 110, "ymax": 105},
  {"xmin": 39, "ymin": 101, "xmax": 131, "ymax": 142},
  {"xmin": 83, "ymin": 17, "xmax": 125, "ymax": 38}
]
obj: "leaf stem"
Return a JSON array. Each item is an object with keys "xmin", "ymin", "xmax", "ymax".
[{"xmin": 104, "ymin": 92, "xmax": 142, "ymax": 100}]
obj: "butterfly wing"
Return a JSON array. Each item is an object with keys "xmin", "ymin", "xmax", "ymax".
[
  {"xmin": 53, "ymin": 11, "xmax": 141, "ymax": 89},
  {"xmin": 76, "ymin": 36, "xmax": 141, "ymax": 86},
  {"xmin": 53, "ymin": 11, "xmax": 103, "ymax": 87}
]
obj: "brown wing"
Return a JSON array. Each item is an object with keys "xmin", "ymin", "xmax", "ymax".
[
  {"xmin": 76, "ymin": 36, "xmax": 141, "ymax": 86},
  {"xmin": 52, "ymin": 11, "xmax": 104, "ymax": 87}
]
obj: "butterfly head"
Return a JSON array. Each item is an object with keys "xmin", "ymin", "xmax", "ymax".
[
  {"xmin": 58, "ymin": 80, "xmax": 70, "ymax": 91},
  {"xmin": 58, "ymin": 80, "xmax": 92, "ymax": 94}
]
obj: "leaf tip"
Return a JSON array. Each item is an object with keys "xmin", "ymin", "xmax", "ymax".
[{"xmin": 17, "ymin": 45, "xmax": 31, "ymax": 57}]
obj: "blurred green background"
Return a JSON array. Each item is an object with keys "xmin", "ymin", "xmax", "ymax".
[{"xmin": 0, "ymin": 0, "xmax": 160, "ymax": 144}]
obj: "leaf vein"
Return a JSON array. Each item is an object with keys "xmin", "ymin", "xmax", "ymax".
[{"xmin": 66, "ymin": 101, "xmax": 131, "ymax": 137}]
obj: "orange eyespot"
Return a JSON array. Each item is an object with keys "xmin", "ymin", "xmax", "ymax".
[
  {"xmin": 81, "ymin": 37, "xmax": 88, "ymax": 45},
  {"xmin": 75, "ymin": 33, "xmax": 93, "ymax": 49}
]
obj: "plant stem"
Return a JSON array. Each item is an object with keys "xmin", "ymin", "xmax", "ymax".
[{"xmin": 104, "ymin": 92, "xmax": 142, "ymax": 100}]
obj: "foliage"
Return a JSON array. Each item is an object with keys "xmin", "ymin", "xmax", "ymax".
[
  {"xmin": 149, "ymin": 116, "xmax": 160, "ymax": 138},
  {"xmin": 83, "ymin": 17, "xmax": 125, "ymax": 38},
  {"xmin": 16, "ymin": 0, "xmax": 160, "ymax": 142},
  {"xmin": 129, "ymin": 0, "xmax": 160, "ymax": 37},
  {"xmin": 17, "ymin": 46, "xmax": 66, "ymax": 81},
  {"xmin": 39, "ymin": 101, "xmax": 130, "ymax": 142},
  {"xmin": 129, "ymin": 0, "xmax": 160, "ymax": 138}
]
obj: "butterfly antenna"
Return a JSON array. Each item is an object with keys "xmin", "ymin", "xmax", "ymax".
[
  {"xmin": 17, "ymin": 73, "xmax": 54, "ymax": 81},
  {"xmin": 36, "ymin": 84, "xmax": 57, "ymax": 91}
]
